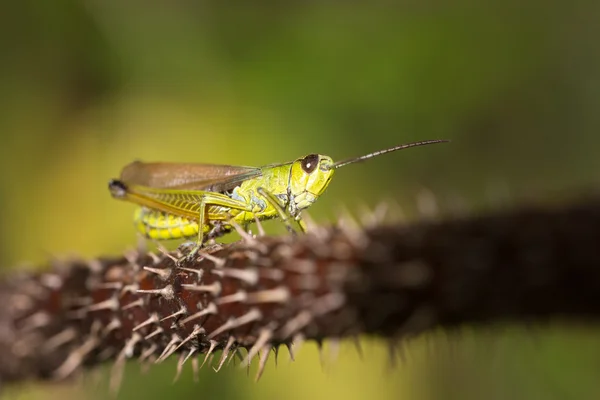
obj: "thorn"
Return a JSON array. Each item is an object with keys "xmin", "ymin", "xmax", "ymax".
[
  {"xmin": 120, "ymin": 283, "xmax": 139, "ymax": 297},
  {"xmin": 328, "ymin": 338, "xmax": 341, "ymax": 366},
  {"xmin": 144, "ymin": 327, "xmax": 164, "ymax": 340},
  {"xmin": 386, "ymin": 339, "xmax": 406, "ymax": 369},
  {"xmin": 111, "ymin": 333, "xmax": 142, "ymax": 395},
  {"xmin": 143, "ymin": 266, "xmax": 172, "ymax": 280},
  {"xmin": 139, "ymin": 344, "xmax": 157, "ymax": 364},
  {"xmin": 213, "ymin": 336, "xmax": 235, "ymax": 372},
  {"xmin": 416, "ymin": 187, "xmax": 439, "ymax": 218},
  {"xmin": 229, "ymin": 219, "xmax": 256, "ymax": 243},
  {"xmin": 178, "ymin": 266, "xmax": 205, "ymax": 282},
  {"xmin": 166, "ymin": 325, "xmax": 204, "ymax": 360},
  {"xmin": 133, "ymin": 314, "xmax": 159, "ymax": 332},
  {"xmin": 42, "ymin": 328, "xmax": 78, "ymax": 353},
  {"xmin": 229, "ymin": 219, "xmax": 269, "ymax": 253},
  {"xmin": 86, "ymin": 258, "xmax": 104, "ymax": 273},
  {"xmin": 181, "ymin": 281, "xmax": 222, "ymax": 296},
  {"xmin": 288, "ymin": 333, "xmax": 305, "ymax": 362},
  {"xmin": 160, "ymin": 306, "xmax": 187, "ymax": 322},
  {"xmin": 217, "ymin": 268, "xmax": 259, "ymax": 285},
  {"xmin": 300, "ymin": 211, "xmax": 318, "ymax": 232},
  {"xmin": 372, "ymin": 201, "xmax": 390, "ymax": 225},
  {"xmin": 215, "ymin": 290, "xmax": 247, "ymax": 306},
  {"xmin": 122, "ymin": 298, "xmax": 145, "ymax": 310},
  {"xmin": 102, "ymin": 318, "xmax": 122, "ymax": 337},
  {"xmin": 39, "ymin": 273, "xmax": 63, "ymax": 290},
  {"xmin": 173, "ymin": 352, "xmax": 186, "ymax": 383},
  {"xmin": 124, "ymin": 246, "xmax": 142, "ymax": 268},
  {"xmin": 255, "ymin": 345, "xmax": 271, "ymax": 382},
  {"xmin": 316, "ymin": 339, "xmax": 324, "ymax": 369},
  {"xmin": 246, "ymin": 287, "xmax": 290, "ymax": 304},
  {"xmin": 336, "ymin": 207, "xmax": 369, "ymax": 247},
  {"xmin": 352, "ymin": 335, "xmax": 364, "ymax": 360},
  {"xmin": 173, "ymin": 347, "xmax": 197, "ymax": 383},
  {"xmin": 134, "ymin": 233, "xmax": 148, "ymax": 253},
  {"xmin": 231, "ymin": 349, "xmax": 244, "ymax": 367},
  {"xmin": 94, "ymin": 282, "xmax": 123, "ymax": 290},
  {"xmin": 53, "ymin": 336, "xmax": 100, "ymax": 380},
  {"xmin": 337, "ymin": 205, "xmax": 360, "ymax": 231},
  {"xmin": 253, "ymin": 215, "xmax": 266, "ymax": 237},
  {"xmin": 191, "ymin": 356, "xmax": 200, "ymax": 382},
  {"xmin": 156, "ymin": 244, "xmax": 179, "ymax": 263},
  {"xmin": 179, "ymin": 302, "xmax": 218, "ymax": 326},
  {"xmin": 360, "ymin": 201, "xmax": 389, "ymax": 227},
  {"xmin": 280, "ymin": 310, "xmax": 312, "ymax": 339},
  {"xmin": 312, "ymin": 293, "xmax": 346, "ymax": 316},
  {"xmin": 207, "ymin": 308, "xmax": 261, "ymax": 340},
  {"xmin": 197, "ymin": 250, "xmax": 226, "ymax": 268},
  {"xmin": 64, "ymin": 296, "xmax": 93, "ymax": 307},
  {"xmin": 155, "ymin": 334, "xmax": 181, "ymax": 364},
  {"xmin": 147, "ymin": 252, "xmax": 162, "ymax": 265},
  {"xmin": 200, "ymin": 340, "xmax": 217, "ymax": 369},
  {"xmin": 137, "ymin": 284, "xmax": 175, "ymax": 300},
  {"xmin": 226, "ymin": 348, "xmax": 240, "ymax": 367},
  {"xmin": 273, "ymin": 345, "xmax": 280, "ymax": 367},
  {"xmin": 20, "ymin": 311, "xmax": 50, "ymax": 332},
  {"xmin": 86, "ymin": 297, "xmax": 120, "ymax": 313},
  {"xmin": 284, "ymin": 259, "xmax": 316, "ymax": 274},
  {"xmin": 242, "ymin": 328, "xmax": 273, "ymax": 368}
]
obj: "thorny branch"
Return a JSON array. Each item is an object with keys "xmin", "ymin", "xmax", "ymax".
[{"xmin": 2, "ymin": 194, "xmax": 600, "ymax": 390}]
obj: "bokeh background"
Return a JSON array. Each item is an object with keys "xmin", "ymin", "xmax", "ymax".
[{"xmin": 1, "ymin": 1, "xmax": 600, "ymax": 399}]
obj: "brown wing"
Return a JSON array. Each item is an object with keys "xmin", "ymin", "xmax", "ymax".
[{"xmin": 119, "ymin": 161, "xmax": 262, "ymax": 192}]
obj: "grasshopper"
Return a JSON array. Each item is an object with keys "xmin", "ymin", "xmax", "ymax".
[{"xmin": 109, "ymin": 139, "xmax": 448, "ymax": 262}]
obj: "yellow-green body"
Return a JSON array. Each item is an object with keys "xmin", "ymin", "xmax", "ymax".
[
  {"xmin": 111, "ymin": 154, "xmax": 335, "ymax": 244},
  {"xmin": 108, "ymin": 140, "xmax": 447, "ymax": 259}
]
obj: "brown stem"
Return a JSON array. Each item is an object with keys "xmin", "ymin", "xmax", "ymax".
[{"xmin": 2, "ymin": 195, "xmax": 600, "ymax": 388}]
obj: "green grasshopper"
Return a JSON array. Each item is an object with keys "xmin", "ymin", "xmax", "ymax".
[{"xmin": 109, "ymin": 139, "xmax": 448, "ymax": 262}]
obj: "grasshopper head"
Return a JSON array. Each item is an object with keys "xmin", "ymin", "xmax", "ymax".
[{"xmin": 289, "ymin": 154, "xmax": 335, "ymax": 213}]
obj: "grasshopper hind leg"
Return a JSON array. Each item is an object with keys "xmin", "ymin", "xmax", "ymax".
[{"xmin": 177, "ymin": 213, "xmax": 234, "ymax": 266}]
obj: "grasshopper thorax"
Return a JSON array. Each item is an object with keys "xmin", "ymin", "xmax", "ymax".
[{"xmin": 288, "ymin": 153, "xmax": 335, "ymax": 213}]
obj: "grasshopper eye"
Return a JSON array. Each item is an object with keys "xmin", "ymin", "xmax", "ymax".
[{"xmin": 301, "ymin": 154, "xmax": 319, "ymax": 174}]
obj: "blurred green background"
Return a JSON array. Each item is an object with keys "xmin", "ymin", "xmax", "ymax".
[{"xmin": 1, "ymin": 1, "xmax": 600, "ymax": 399}]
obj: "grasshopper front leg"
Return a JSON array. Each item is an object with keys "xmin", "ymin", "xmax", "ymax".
[{"xmin": 257, "ymin": 187, "xmax": 305, "ymax": 235}]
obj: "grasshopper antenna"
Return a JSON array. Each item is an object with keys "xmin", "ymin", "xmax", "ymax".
[{"xmin": 329, "ymin": 139, "xmax": 450, "ymax": 170}]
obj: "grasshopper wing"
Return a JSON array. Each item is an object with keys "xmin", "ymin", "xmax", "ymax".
[{"xmin": 119, "ymin": 160, "xmax": 262, "ymax": 192}]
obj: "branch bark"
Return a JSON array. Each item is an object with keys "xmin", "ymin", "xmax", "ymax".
[{"xmin": 2, "ymin": 194, "xmax": 600, "ymax": 388}]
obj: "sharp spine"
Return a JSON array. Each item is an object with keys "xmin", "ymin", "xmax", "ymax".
[
  {"xmin": 242, "ymin": 328, "xmax": 273, "ymax": 367},
  {"xmin": 214, "ymin": 290, "xmax": 247, "ymax": 305},
  {"xmin": 197, "ymin": 251, "xmax": 226, "ymax": 268},
  {"xmin": 86, "ymin": 297, "xmax": 120, "ymax": 312},
  {"xmin": 246, "ymin": 287, "xmax": 290, "ymax": 304},
  {"xmin": 155, "ymin": 334, "xmax": 181, "ymax": 363},
  {"xmin": 255, "ymin": 345, "xmax": 271, "ymax": 382},
  {"xmin": 144, "ymin": 327, "xmax": 164, "ymax": 340},
  {"xmin": 217, "ymin": 268, "xmax": 259, "ymax": 285},
  {"xmin": 207, "ymin": 308, "xmax": 262, "ymax": 339},
  {"xmin": 181, "ymin": 281, "xmax": 221, "ymax": 295},
  {"xmin": 179, "ymin": 302, "xmax": 218, "ymax": 326},
  {"xmin": 132, "ymin": 314, "xmax": 159, "ymax": 332},
  {"xmin": 143, "ymin": 266, "xmax": 172, "ymax": 280},
  {"xmin": 138, "ymin": 344, "xmax": 157, "ymax": 363},
  {"xmin": 137, "ymin": 284, "xmax": 175, "ymax": 300},
  {"xmin": 122, "ymin": 298, "xmax": 144, "ymax": 310},
  {"xmin": 160, "ymin": 306, "xmax": 187, "ymax": 322},
  {"xmin": 42, "ymin": 328, "xmax": 78, "ymax": 353},
  {"xmin": 200, "ymin": 340, "xmax": 218, "ymax": 369},
  {"xmin": 213, "ymin": 336, "xmax": 235, "ymax": 372}
]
